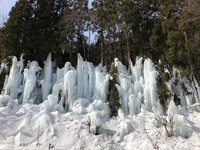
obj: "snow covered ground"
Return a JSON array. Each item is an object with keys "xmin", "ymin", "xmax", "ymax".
[
  {"xmin": 0, "ymin": 102, "xmax": 200, "ymax": 150},
  {"xmin": 0, "ymin": 54, "xmax": 200, "ymax": 149}
]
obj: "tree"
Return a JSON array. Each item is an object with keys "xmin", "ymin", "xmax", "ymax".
[
  {"xmin": 92, "ymin": 0, "xmax": 106, "ymax": 65},
  {"xmin": 59, "ymin": 0, "xmax": 89, "ymax": 65},
  {"xmin": 149, "ymin": 0, "xmax": 190, "ymax": 74},
  {"xmin": 179, "ymin": 0, "xmax": 200, "ymax": 80},
  {"xmin": 0, "ymin": 0, "xmax": 68, "ymax": 66},
  {"xmin": 108, "ymin": 63, "xmax": 120, "ymax": 117},
  {"xmin": 117, "ymin": 0, "xmax": 158, "ymax": 65},
  {"xmin": 27, "ymin": 0, "xmax": 68, "ymax": 65},
  {"xmin": 0, "ymin": 0, "xmax": 33, "ymax": 61}
]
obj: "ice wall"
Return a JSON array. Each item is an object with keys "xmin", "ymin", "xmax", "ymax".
[
  {"xmin": 0, "ymin": 53, "xmax": 200, "ymax": 115},
  {"xmin": 3, "ymin": 56, "xmax": 24, "ymax": 100},
  {"xmin": 23, "ymin": 61, "xmax": 41, "ymax": 104},
  {"xmin": 166, "ymin": 68, "xmax": 200, "ymax": 112},
  {"xmin": 41, "ymin": 54, "xmax": 109, "ymax": 112},
  {"xmin": 143, "ymin": 59, "xmax": 159, "ymax": 111},
  {"xmin": 115, "ymin": 57, "xmax": 160, "ymax": 115},
  {"xmin": 41, "ymin": 53, "xmax": 53, "ymax": 101}
]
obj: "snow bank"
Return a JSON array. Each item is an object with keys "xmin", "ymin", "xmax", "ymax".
[
  {"xmin": 87, "ymin": 99, "xmax": 110, "ymax": 126},
  {"xmin": 72, "ymin": 98, "xmax": 90, "ymax": 114},
  {"xmin": 117, "ymin": 121, "xmax": 134, "ymax": 138},
  {"xmin": 167, "ymin": 100, "xmax": 193, "ymax": 138}
]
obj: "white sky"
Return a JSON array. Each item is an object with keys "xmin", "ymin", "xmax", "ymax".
[
  {"xmin": 0, "ymin": 0, "xmax": 96, "ymax": 41},
  {"xmin": 0, "ymin": 0, "xmax": 18, "ymax": 15},
  {"xmin": 0, "ymin": 0, "xmax": 93, "ymax": 14},
  {"xmin": 0, "ymin": 0, "xmax": 17, "ymax": 25},
  {"xmin": 0, "ymin": 0, "xmax": 93, "ymax": 21}
]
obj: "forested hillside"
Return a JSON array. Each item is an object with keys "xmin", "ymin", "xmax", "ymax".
[
  {"xmin": 0, "ymin": 0, "xmax": 200, "ymax": 79},
  {"xmin": 1, "ymin": 1, "xmax": 200, "ymax": 149}
]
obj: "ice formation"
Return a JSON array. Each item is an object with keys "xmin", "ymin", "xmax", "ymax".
[
  {"xmin": 41, "ymin": 53, "xmax": 53, "ymax": 101},
  {"xmin": 0, "ymin": 53, "xmax": 199, "ymax": 120},
  {"xmin": 23, "ymin": 61, "xmax": 40, "ymax": 104},
  {"xmin": 0, "ymin": 52, "xmax": 199, "ymax": 143},
  {"xmin": 3, "ymin": 56, "xmax": 24, "ymax": 100},
  {"xmin": 167, "ymin": 100, "xmax": 193, "ymax": 138},
  {"xmin": 166, "ymin": 68, "xmax": 200, "ymax": 112},
  {"xmin": 115, "ymin": 57, "xmax": 160, "ymax": 115},
  {"xmin": 117, "ymin": 121, "xmax": 134, "ymax": 138}
]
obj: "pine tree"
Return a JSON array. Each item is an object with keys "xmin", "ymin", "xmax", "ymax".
[
  {"xmin": 117, "ymin": 0, "xmax": 158, "ymax": 64},
  {"xmin": 103, "ymin": 0, "xmax": 120, "ymax": 65},
  {"xmin": 0, "ymin": 0, "xmax": 68, "ymax": 66},
  {"xmin": 150, "ymin": 0, "xmax": 189, "ymax": 74},
  {"xmin": 179, "ymin": 0, "xmax": 200, "ymax": 80},
  {"xmin": 92, "ymin": 0, "xmax": 107, "ymax": 65},
  {"xmin": 108, "ymin": 63, "xmax": 120, "ymax": 117},
  {"xmin": 0, "ymin": 0, "xmax": 33, "ymax": 61},
  {"xmin": 28, "ymin": 0, "xmax": 68, "ymax": 65},
  {"xmin": 59, "ymin": 0, "xmax": 89, "ymax": 65}
]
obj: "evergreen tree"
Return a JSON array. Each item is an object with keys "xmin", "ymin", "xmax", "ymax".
[
  {"xmin": 114, "ymin": 0, "xmax": 158, "ymax": 65},
  {"xmin": 0, "ymin": 0, "xmax": 33, "ymax": 61},
  {"xmin": 59, "ymin": 0, "xmax": 89, "ymax": 65},
  {"xmin": 27, "ymin": 0, "xmax": 68, "ymax": 65},
  {"xmin": 159, "ymin": 0, "xmax": 186, "ymax": 68},
  {"xmin": 0, "ymin": 0, "xmax": 68, "ymax": 66},
  {"xmin": 92, "ymin": 0, "xmax": 107, "ymax": 65},
  {"xmin": 179, "ymin": 0, "xmax": 200, "ymax": 79},
  {"xmin": 108, "ymin": 63, "xmax": 120, "ymax": 117},
  {"xmin": 102, "ymin": 0, "xmax": 120, "ymax": 65},
  {"xmin": 149, "ymin": 0, "xmax": 189, "ymax": 74}
]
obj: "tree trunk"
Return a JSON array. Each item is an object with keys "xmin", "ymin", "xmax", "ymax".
[
  {"xmin": 101, "ymin": 42, "xmax": 104, "ymax": 65},
  {"xmin": 87, "ymin": 28, "xmax": 91, "ymax": 61},
  {"xmin": 125, "ymin": 32, "xmax": 131, "ymax": 66},
  {"xmin": 81, "ymin": 30, "xmax": 86, "ymax": 60}
]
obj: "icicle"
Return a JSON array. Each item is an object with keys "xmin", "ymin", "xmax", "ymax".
[
  {"xmin": 23, "ymin": 61, "xmax": 40, "ymax": 104},
  {"xmin": 64, "ymin": 70, "xmax": 77, "ymax": 111},
  {"xmin": 4, "ymin": 56, "xmax": 24, "ymax": 100},
  {"xmin": 41, "ymin": 53, "xmax": 53, "ymax": 101}
]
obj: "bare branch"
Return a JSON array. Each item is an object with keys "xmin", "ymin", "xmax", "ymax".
[{"xmin": 86, "ymin": 116, "xmax": 91, "ymax": 133}]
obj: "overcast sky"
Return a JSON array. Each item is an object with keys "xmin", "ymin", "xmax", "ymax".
[
  {"xmin": 0, "ymin": 0, "xmax": 17, "ymax": 15},
  {"xmin": 0, "ymin": 0, "xmax": 93, "ymax": 14},
  {"xmin": 0, "ymin": 0, "xmax": 17, "ymax": 26}
]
